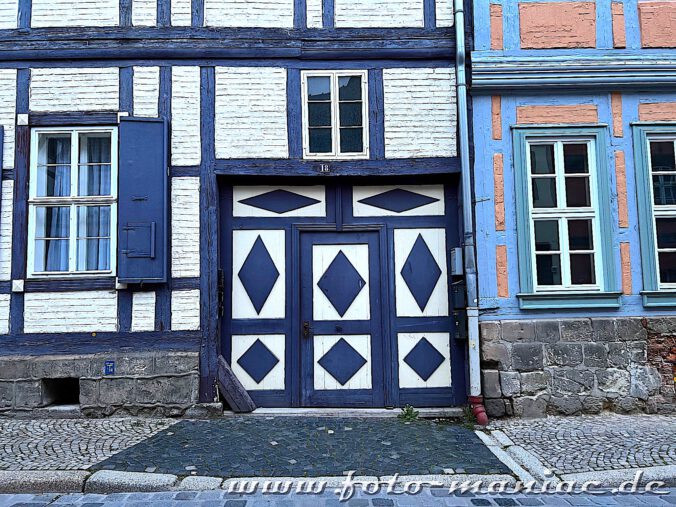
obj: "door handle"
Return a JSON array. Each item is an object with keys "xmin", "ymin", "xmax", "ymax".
[{"xmin": 302, "ymin": 321, "xmax": 312, "ymax": 339}]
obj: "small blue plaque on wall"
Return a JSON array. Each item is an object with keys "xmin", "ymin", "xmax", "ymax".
[{"xmin": 104, "ymin": 361, "xmax": 115, "ymax": 375}]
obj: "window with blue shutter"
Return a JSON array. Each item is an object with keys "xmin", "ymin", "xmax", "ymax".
[{"xmin": 117, "ymin": 117, "xmax": 168, "ymax": 284}]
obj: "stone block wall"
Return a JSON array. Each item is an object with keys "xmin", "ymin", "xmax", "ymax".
[
  {"xmin": 0, "ymin": 351, "xmax": 199, "ymax": 417},
  {"xmin": 480, "ymin": 317, "xmax": 675, "ymax": 418}
]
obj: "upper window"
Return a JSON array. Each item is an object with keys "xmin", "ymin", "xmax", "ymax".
[
  {"xmin": 27, "ymin": 127, "xmax": 118, "ymax": 277},
  {"xmin": 301, "ymin": 70, "xmax": 369, "ymax": 159},
  {"xmin": 527, "ymin": 139, "xmax": 602, "ymax": 291},
  {"xmin": 647, "ymin": 137, "xmax": 676, "ymax": 288}
]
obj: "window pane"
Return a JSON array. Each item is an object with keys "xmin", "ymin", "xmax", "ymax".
[
  {"xmin": 534, "ymin": 220, "xmax": 559, "ymax": 251},
  {"xmin": 309, "ymin": 128, "xmax": 332, "ymax": 153},
  {"xmin": 78, "ymin": 133, "xmax": 112, "ymax": 196},
  {"xmin": 34, "ymin": 240, "xmax": 69, "ymax": 272},
  {"xmin": 338, "ymin": 76, "xmax": 362, "ymax": 101},
  {"xmin": 307, "ymin": 77, "xmax": 331, "ymax": 101},
  {"xmin": 563, "ymin": 143, "xmax": 589, "ymax": 174},
  {"xmin": 76, "ymin": 239, "xmax": 110, "ymax": 271},
  {"xmin": 650, "ymin": 141, "xmax": 675, "ymax": 172},
  {"xmin": 339, "ymin": 128, "xmax": 363, "ymax": 153},
  {"xmin": 308, "ymin": 102, "xmax": 331, "ymax": 127},
  {"xmin": 35, "ymin": 206, "xmax": 70, "ymax": 238},
  {"xmin": 530, "ymin": 144, "xmax": 555, "ymax": 174},
  {"xmin": 339, "ymin": 102, "xmax": 362, "ymax": 127},
  {"xmin": 532, "ymin": 178, "xmax": 557, "ymax": 208},
  {"xmin": 570, "ymin": 253, "xmax": 596, "ymax": 285},
  {"xmin": 536, "ymin": 254, "xmax": 561, "ymax": 286},
  {"xmin": 568, "ymin": 219, "xmax": 594, "ymax": 250},
  {"xmin": 653, "ymin": 175, "xmax": 676, "ymax": 206},
  {"xmin": 659, "ymin": 252, "xmax": 676, "ymax": 284},
  {"xmin": 565, "ymin": 176, "xmax": 591, "ymax": 207},
  {"xmin": 77, "ymin": 206, "xmax": 111, "ymax": 238},
  {"xmin": 36, "ymin": 134, "xmax": 71, "ymax": 197},
  {"xmin": 656, "ymin": 218, "xmax": 676, "ymax": 249}
]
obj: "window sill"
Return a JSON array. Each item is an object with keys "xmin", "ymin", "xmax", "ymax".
[
  {"xmin": 641, "ymin": 290, "xmax": 676, "ymax": 307},
  {"xmin": 517, "ymin": 291, "xmax": 622, "ymax": 310}
]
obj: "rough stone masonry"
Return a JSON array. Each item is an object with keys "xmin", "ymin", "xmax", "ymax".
[{"xmin": 480, "ymin": 317, "xmax": 676, "ymax": 418}]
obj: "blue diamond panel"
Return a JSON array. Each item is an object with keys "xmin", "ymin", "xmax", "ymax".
[
  {"xmin": 358, "ymin": 188, "xmax": 440, "ymax": 213},
  {"xmin": 237, "ymin": 338, "xmax": 280, "ymax": 384},
  {"xmin": 404, "ymin": 337, "xmax": 445, "ymax": 381},
  {"xmin": 318, "ymin": 338, "xmax": 367, "ymax": 386},
  {"xmin": 401, "ymin": 234, "xmax": 442, "ymax": 311},
  {"xmin": 239, "ymin": 189, "xmax": 321, "ymax": 214},
  {"xmin": 317, "ymin": 251, "xmax": 365, "ymax": 317},
  {"xmin": 238, "ymin": 236, "xmax": 280, "ymax": 314}
]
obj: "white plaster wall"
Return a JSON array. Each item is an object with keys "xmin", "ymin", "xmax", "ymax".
[
  {"xmin": 205, "ymin": 0, "xmax": 294, "ymax": 27},
  {"xmin": 31, "ymin": 0, "xmax": 118, "ymax": 27},
  {"xmin": 435, "ymin": 0, "xmax": 454, "ymax": 27},
  {"xmin": 306, "ymin": 0, "xmax": 322, "ymax": 28},
  {"xmin": 171, "ymin": 289, "xmax": 200, "ymax": 331},
  {"xmin": 0, "ymin": 181, "xmax": 14, "ymax": 282},
  {"xmin": 24, "ymin": 291, "xmax": 118, "ymax": 333},
  {"xmin": 215, "ymin": 67, "xmax": 288, "ymax": 159},
  {"xmin": 171, "ymin": 67, "xmax": 201, "ymax": 166},
  {"xmin": 0, "ymin": 294, "xmax": 9, "ymax": 335},
  {"xmin": 0, "ymin": 69, "xmax": 17, "ymax": 170},
  {"xmin": 131, "ymin": 291, "xmax": 156, "ymax": 332},
  {"xmin": 0, "ymin": 0, "xmax": 18, "ymax": 29},
  {"xmin": 334, "ymin": 0, "xmax": 423, "ymax": 27},
  {"xmin": 383, "ymin": 68, "xmax": 457, "ymax": 158},
  {"xmin": 171, "ymin": 177, "xmax": 201, "ymax": 278},
  {"xmin": 30, "ymin": 68, "xmax": 120, "ymax": 113},
  {"xmin": 133, "ymin": 66, "xmax": 160, "ymax": 117},
  {"xmin": 171, "ymin": 0, "xmax": 192, "ymax": 26},
  {"xmin": 133, "ymin": 0, "xmax": 157, "ymax": 26}
]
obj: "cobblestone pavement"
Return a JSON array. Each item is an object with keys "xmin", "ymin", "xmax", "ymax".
[
  {"xmin": 490, "ymin": 414, "xmax": 676, "ymax": 474},
  {"xmin": 0, "ymin": 488, "xmax": 674, "ymax": 506},
  {"xmin": 93, "ymin": 417, "xmax": 508, "ymax": 477},
  {"xmin": 0, "ymin": 419, "xmax": 175, "ymax": 471}
]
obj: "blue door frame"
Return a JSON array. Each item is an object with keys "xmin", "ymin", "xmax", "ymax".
[{"xmin": 220, "ymin": 177, "xmax": 467, "ymax": 408}]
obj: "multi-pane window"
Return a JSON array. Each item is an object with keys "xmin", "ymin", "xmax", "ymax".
[
  {"xmin": 527, "ymin": 139, "xmax": 601, "ymax": 291},
  {"xmin": 648, "ymin": 138, "xmax": 676, "ymax": 287},
  {"xmin": 28, "ymin": 128, "xmax": 117, "ymax": 276},
  {"xmin": 302, "ymin": 70, "xmax": 368, "ymax": 159}
]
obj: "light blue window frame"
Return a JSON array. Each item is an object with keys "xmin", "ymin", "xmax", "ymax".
[
  {"xmin": 513, "ymin": 126, "xmax": 621, "ymax": 310},
  {"xmin": 633, "ymin": 123, "xmax": 676, "ymax": 307}
]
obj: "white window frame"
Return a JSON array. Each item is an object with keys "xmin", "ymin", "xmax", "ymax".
[
  {"xmin": 525, "ymin": 137, "xmax": 604, "ymax": 292},
  {"xmin": 646, "ymin": 135, "xmax": 676, "ymax": 290},
  {"xmin": 301, "ymin": 70, "xmax": 369, "ymax": 160},
  {"xmin": 27, "ymin": 126, "xmax": 118, "ymax": 278}
]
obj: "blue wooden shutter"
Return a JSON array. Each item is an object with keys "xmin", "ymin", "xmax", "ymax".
[{"xmin": 118, "ymin": 117, "xmax": 168, "ymax": 283}]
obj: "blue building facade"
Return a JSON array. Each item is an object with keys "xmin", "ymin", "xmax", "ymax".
[{"xmin": 471, "ymin": 0, "xmax": 676, "ymax": 417}]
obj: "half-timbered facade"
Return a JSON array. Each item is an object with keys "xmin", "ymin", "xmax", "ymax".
[{"xmin": 0, "ymin": 0, "xmax": 470, "ymax": 413}]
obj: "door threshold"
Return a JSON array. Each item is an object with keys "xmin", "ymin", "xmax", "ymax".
[{"xmin": 223, "ymin": 407, "xmax": 464, "ymax": 419}]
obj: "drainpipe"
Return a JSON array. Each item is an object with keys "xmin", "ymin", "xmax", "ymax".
[{"xmin": 454, "ymin": 0, "xmax": 487, "ymax": 425}]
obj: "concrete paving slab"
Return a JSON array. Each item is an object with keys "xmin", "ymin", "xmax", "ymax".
[
  {"xmin": 84, "ymin": 470, "xmax": 179, "ymax": 493},
  {"xmin": 0, "ymin": 470, "xmax": 89, "ymax": 493},
  {"xmin": 178, "ymin": 475, "xmax": 223, "ymax": 490}
]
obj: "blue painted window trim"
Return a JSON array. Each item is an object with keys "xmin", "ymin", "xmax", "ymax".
[
  {"xmin": 632, "ymin": 123, "xmax": 676, "ymax": 307},
  {"xmin": 512, "ymin": 126, "xmax": 619, "ymax": 310}
]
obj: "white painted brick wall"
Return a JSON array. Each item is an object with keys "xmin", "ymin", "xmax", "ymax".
[
  {"xmin": 205, "ymin": 0, "xmax": 294, "ymax": 27},
  {"xmin": 306, "ymin": 0, "xmax": 322, "ymax": 28},
  {"xmin": 435, "ymin": 0, "xmax": 454, "ymax": 27},
  {"xmin": 0, "ymin": 0, "xmax": 18, "ymax": 29},
  {"xmin": 171, "ymin": 0, "xmax": 192, "ymax": 26},
  {"xmin": 31, "ymin": 0, "xmax": 118, "ymax": 27},
  {"xmin": 171, "ymin": 289, "xmax": 200, "ymax": 331},
  {"xmin": 24, "ymin": 291, "xmax": 118, "ymax": 333},
  {"xmin": 0, "ymin": 294, "xmax": 9, "ymax": 335},
  {"xmin": 0, "ymin": 69, "xmax": 16, "ymax": 170},
  {"xmin": 171, "ymin": 177, "xmax": 201, "ymax": 278},
  {"xmin": 0, "ymin": 181, "xmax": 13, "ymax": 282},
  {"xmin": 30, "ymin": 68, "xmax": 120, "ymax": 113},
  {"xmin": 131, "ymin": 291, "xmax": 156, "ymax": 332},
  {"xmin": 133, "ymin": 67, "xmax": 160, "ymax": 117},
  {"xmin": 215, "ymin": 67, "xmax": 288, "ymax": 159},
  {"xmin": 171, "ymin": 67, "xmax": 201, "ymax": 166},
  {"xmin": 133, "ymin": 0, "xmax": 157, "ymax": 26},
  {"xmin": 383, "ymin": 68, "xmax": 457, "ymax": 158},
  {"xmin": 335, "ymin": 0, "xmax": 423, "ymax": 27}
]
